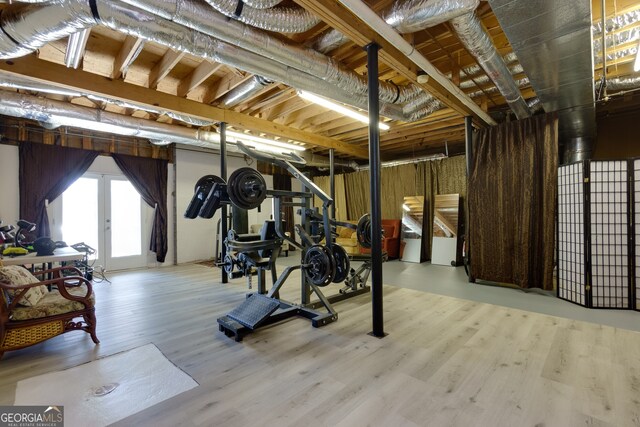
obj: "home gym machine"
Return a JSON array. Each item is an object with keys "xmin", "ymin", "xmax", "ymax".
[{"xmin": 185, "ymin": 142, "xmax": 376, "ymax": 341}]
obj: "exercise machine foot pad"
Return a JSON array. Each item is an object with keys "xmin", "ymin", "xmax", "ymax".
[{"xmin": 227, "ymin": 294, "xmax": 280, "ymax": 329}]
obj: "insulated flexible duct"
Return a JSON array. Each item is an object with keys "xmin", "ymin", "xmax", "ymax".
[
  {"xmin": 242, "ymin": 0, "xmax": 283, "ymax": 9},
  {"xmin": 221, "ymin": 75, "xmax": 273, "ymax": 107},
  {"xmin": 0, "ymin": 1, "xmax": 409, "ymax": 121},
  {"xmin": 315, "ymin": 0, "xmax": 530, "ymax": 119},
  {"xmin": 0, "ymin": 89, "xmax": 222, "ymax": 147},
  {"xmin": 315, "ymin": 0, "xmax": 479, "ymax": 52},
  {"xmin": 0, "ymin": 72, "xmax": 216, "ymax": 126},
  {"xmin": 202, "ymin": 0, "xmax": 320, "ymax": 33},
  {"xmin": 0, "ymin": 90, "xmax": 358, "ymax": 168},
  {"xmin": 118, "ymin": 0, "xmax": 423, "ymax": 104},
  {"xmin": 450, "ymin": 13, "xmax": 530, "ymax": 119}
]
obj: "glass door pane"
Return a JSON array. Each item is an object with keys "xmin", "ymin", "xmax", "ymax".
[
  {"xmin": 62, "ymin": 177, "xmax": 100, "ymax": 260},
  {"xmin": 109, "ymin": 179, "xmax": 142, "ymax": 258}
]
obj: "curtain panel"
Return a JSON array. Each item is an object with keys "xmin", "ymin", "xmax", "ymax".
[
  {"xmin": 112, "ymin": 154, "xmax": 168, "ymax": 263},
  {"xmin": 468, "ymin": 113, "xmax": 558, "ymax": 290},
  {"xmin": 19, "ymin": 141, "xmax": 99, "ymax": 239},
  {"xmin": 313, "ymin": 155, "xmax": 467, "ymax": 259}
]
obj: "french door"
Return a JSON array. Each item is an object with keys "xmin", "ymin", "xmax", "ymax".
[{"xmin": 52, "ymin": 174, "xmax": 148, "ymax": 271}]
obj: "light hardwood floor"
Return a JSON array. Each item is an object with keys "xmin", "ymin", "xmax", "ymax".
[{"xmin": 1, "ymin": 264, "xmax": 639, "ymax": 426}]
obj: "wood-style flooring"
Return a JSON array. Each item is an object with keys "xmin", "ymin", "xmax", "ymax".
[{"xmin": 0, "ymin": 264, "xmax": 639, "ymax": 426}]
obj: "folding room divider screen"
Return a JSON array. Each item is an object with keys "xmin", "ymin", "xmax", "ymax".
[{"xmin": 557, "ymin": 160, "xmax": 638, "ymax": 310}]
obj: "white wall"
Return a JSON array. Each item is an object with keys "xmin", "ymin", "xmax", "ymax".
[
  {"xmin": 0, "ymin": 145, "xmax": 19, "ymax": 226},
  {"xmin": 175, "ymin": 147, "xmax": 254, "ymax": 263}
]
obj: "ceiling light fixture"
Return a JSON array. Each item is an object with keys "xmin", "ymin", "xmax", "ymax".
[
  {"xmin": 298, "ymin": 91, "xmax": 390, "ymax": 130},
  {"xmin": 225, "ymin": 130, "xmax": 306, "ymax": 152},
  {"xmin": 634, "ymin": 39, "xmax": 640, "ymax": 72}
]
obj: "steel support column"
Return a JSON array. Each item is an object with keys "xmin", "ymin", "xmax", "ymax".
[
  {"xmin": 220, "ymin": 122, "xmax": 228, "ymax": 284},
  {"xmin": 366, "ymin": 43, "xmax": 385, "ymax": 338},
  {"xmin": 329, "ymin": 148, "xmax": 336, "ymax": 221},
  {"xmin": 464, "ymin": 116, "xmax": 473, "ymax": 176}
]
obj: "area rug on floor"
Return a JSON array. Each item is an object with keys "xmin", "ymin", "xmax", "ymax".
[{"xmin": 14, "ymin": 344, "xmax": 198, "ymax": 427}]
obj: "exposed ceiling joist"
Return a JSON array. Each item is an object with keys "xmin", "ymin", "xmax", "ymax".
[
  {"xmin": 111, "ymin": 35, "xmax": 144, "ymax": 80},
  {"xmin": 148, "ymin": 50, "xmax": 185, "ymax": 89},
  {"xmin": 0, "ymin": 55, "xmax": 368, "ymax": 158},
  {"xmin": 294, "ymin": 0, "xmax": 496, "ymax": 126},
  {"xmin": 177, "ymin": 61, "xmax": 223, "ymax": 98}
]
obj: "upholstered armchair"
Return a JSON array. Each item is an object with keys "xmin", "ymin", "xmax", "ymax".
[
  {"xmin": 335, "ymin": 223, "xmax": 359, "ymax": 255},
  {"xmin": 359, "ymin": 219, "xmax": 402, "ymax": 259},
  {"xmin": 0, "ymin": 265, "xmax": 99, "ymax": 359}
]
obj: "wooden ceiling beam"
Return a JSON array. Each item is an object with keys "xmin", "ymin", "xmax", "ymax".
[
  {"xmin": 177, "ymin": 61, "xmax": 223, "ymax": 98},
  {"xmin": 0, "ymin": 55, "xmax": 368, "ymax": 158},
  {"xmin": 112, "ymin": 35, "xmax": 144, "ymax": 80},
  {"xmin": 294, "ymin": 0, "xmax": 495, "ymax": 126},
  {"xmin": 148, "ymin": 49, "xmax": 185, "ymax": 89},
  {"xmin": 204, "ymin": 71, "xmax": 252, "ymax": 105}
]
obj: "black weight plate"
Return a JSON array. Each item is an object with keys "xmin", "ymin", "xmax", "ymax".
[
  {"xmin": 304, "ymin": 245, "xmax": 335, "ymax": 287},
  {"xmin": 331, "ymin": 244, "xmax": 350, "ymax": 283},
  {"xmin": 227, "ymin": 167, "xmax": 267, "ymax": 210},
  {"xmin": 356, "ymin": 214, "xmax": 372, "ymax": 249},
  {"xmin": 194, "ymin": 174, "xmax": 224, "ymax": 192}
]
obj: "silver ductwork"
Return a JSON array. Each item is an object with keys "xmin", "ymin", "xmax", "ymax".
[
  {"xmin": 221, "ymin": 75, "xmax": 273, "ymax": 107},
  {"xmin": 592, "ymin": 8, "xmax": 640, "ymax": 65},
  {"xmin": 386, "ymin": 0, "xmax": 478, "ymax": 33},
  {"xmin": 490, "ymin": 0, "xmax": 595, "ymax": 164},
  {"xmin": 450, "ymin": 13, "xmax": 530, "ymax": 119},
  {"xmin": 596, "ymin": 76, "xmax": 640, "ymax": 93},
  {"xmin": 119, "ymin": 0, "xmax": 423, "ymax": 105},
  {"xmin": 314, "ymin": 0, "xmax": 529, "ymax": 119},
  {"xmin": 242, "ymin": 0, "xmax": 283, "ymax": 9},
  {"xmin": 0, "ymin": 1, "xmax": 95, "ymax": 58},
  {"xmin": 0, "ymin": 89, "xmax": 223, "ymax": 148},
  {"xmin": 202, "ymin": 0, "xmax": 320, "ymax": 33},
  {"xmin": 315, "ymin": 0, "xmax": 478, "ymax": 52},
  {"xmin": 302, "ymin": 152, "xmax": 358, "ymax": 169},
  {"xmin": 0, "ymin": 1, "xmax": 412, "ymax": 122},
  {"xmin": 0, "ymin": 90, "xmax": 355, "ymax": 168},
  {"xmin": 0, "ymin": 71, "xmax": 216, "ymax": 126}
]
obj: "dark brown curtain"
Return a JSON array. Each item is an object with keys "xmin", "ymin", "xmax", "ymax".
[
  {"xmin": 468, "ymin": 113, "xmax": 558, "ymax": 290},
  {"xmin": 272, "ymin": 173, "xmax": 295, "ymax": 239},
  {"xmin": 112, "ymin": 154, "xmax": 168, "ymax": 263},
  {"xmin": 19, "ymin": 141, "xmax": 99, "ymax": 238}
]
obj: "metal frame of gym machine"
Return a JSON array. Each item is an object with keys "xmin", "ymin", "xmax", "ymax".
[{"xmin": 216, "ymin": 142, "xmax": 370, "ymax": 341}]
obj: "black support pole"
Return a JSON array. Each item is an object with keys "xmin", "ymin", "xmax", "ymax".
[
  {"xmin": 220, "ymin": 122, "xmax": 228, "ymax": 284},
  {"xmin": 329, "ymin": 148, "xmax": 336, "ymax": 221},
  {"xmin": 464, "ymin": 116, "xmax": 473, "ymax": 176},
  {"xmin": 366, "ymin": 43, "xmax": 385, "ymax": 338}
]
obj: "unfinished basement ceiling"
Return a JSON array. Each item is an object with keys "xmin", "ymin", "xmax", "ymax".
[{"xmin": 0, "ymin": 0, "xmax": 637, "ymax": 162}]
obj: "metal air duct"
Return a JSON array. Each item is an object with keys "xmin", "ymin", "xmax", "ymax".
[
  {"xmin": 315, "ymin": 0, "xmax": 530, "ymax": 119},
  {"xmin": 315, "ymin": 0, "xmax": 479, "ymax": 52},
  {"xmin": 221, "ymin": 75, "xmax": 273, "ymax": 107},
  {"xmin": 0, "ymin": 71, "xmax": 216, "ymax": 126},
  {"xmin": 450, "ymin": 13, "xmax": 530, "ymax": 119},
  {"xmin": 489, "ymin": 0, "xmax": 595, "ymax": 163},
  {"xmin": 0, "ymin": 89, "xmax": 222, "ymax": 148},
  {"xmin": 0, "ymin": 90, "xmax": 358, "ymax": 168},
  {"xmin": 202, "ymin": 0, "xmax": 320, "ymax": 33},
  {"xmin": 242, "ymin": 0, "xmax": 283, "ymax": 9},
  {"xmin": 0, "ymin": 1, "xmax": 410, "ymax": 122},
  {"xmin": 118, "ymin": 0, "xmax": 423, "ymax": 105}
]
